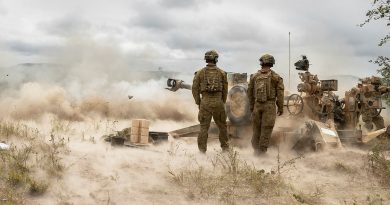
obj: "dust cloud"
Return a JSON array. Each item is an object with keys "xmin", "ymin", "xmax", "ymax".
[{"xmin": 0, "ymin": 37, "xmax": 197, "ymax": 123}]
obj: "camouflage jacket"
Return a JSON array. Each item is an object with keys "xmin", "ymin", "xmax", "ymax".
[
  {"xmin": 247, "ymin": 68, "xmax": 284, "ymax": 111},
  {"xmin": 192, "ymin": 63, "xmax": 228, "ymax": 105}
]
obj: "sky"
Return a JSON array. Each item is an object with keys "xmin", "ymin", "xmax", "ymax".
[{"xmin": 0, "ymin": 0, "xmax": 389, "ymax": 84}]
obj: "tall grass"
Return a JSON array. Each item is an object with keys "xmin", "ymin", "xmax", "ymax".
[{"xmin": 0, "ymin": 121, "xmax": 67, "ymax": 204}]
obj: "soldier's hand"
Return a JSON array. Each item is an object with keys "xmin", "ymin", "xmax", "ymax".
[{"xmin": 277, "ymin": 110, "xmax": 283, "ymax": 116}]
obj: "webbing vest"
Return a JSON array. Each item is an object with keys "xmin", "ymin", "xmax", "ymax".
[
  {"xmin": 254, "ymin": 71, "xmax": 277, "ymax": 103},
  {"xmin": 200, "ymin": 67, "xmax": 224, "ymax": 93}
]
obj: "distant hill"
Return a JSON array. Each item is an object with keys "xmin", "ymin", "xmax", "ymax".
[{"xmin": 0, "ymin": 63, "xmax": 179, "ymax": 90}]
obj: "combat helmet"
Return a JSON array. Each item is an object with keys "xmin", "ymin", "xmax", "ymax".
[
  {"xmin": 370, "ymin": 76, "xmax": 382, "ymax": 85},
  {"xmin": 259, "ymin": 54, "xmax": 275, "ymax": 66},
  {"xmin": 204, "ymin": 50, "xmax": 219, "ymax": 63}
]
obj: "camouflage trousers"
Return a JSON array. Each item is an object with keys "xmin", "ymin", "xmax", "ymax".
[
  {"xmin": 198, "ymin": 100, "xmax": 229, "ymax": 152},
  {"xmin": 362, "ymin": 109, "xmax": 385, "ymax": 131},
  {"xmin": 251, "ymin": 101, "xmax": 276, "ymax": 153}
]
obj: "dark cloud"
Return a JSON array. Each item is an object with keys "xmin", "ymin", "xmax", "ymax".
[
  {"xmin": 0, "ymin": 0, "xmax": 387, "ymax": 79},
  {"xmin": 130, "ymin": 12, "xmax": 174, "ymax": 31},
  {"xmin": 128, "ymin": 1, "xmax": 175, "ymax": 31},
  {"xmin": 159, "ymin": 0, "xmax": 200, "ymax": 8},
  {"xmin": 39, "ymin": 16, "xmax": 92, "ymax": 37},
  {"xmin": 5, "ymin": 41, "xmax": 58, "ymax": 56}
]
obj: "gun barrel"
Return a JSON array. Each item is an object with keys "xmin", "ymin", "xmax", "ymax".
[{"xmin": 166, "ymin": 78, "xmax": 192, "ymax": 92}]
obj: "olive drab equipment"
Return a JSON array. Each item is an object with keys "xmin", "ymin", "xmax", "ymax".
[
  {"xmin": 200, "ymin": 68, "xmax": 224, "ymax": 93},
  {"xmin": 253, "ymin": 71, "xmax": 278, "ymax": 103},
  {"xmin": 259, "ymin": 54, "xmax": 275, "ymax": 66},
  {"xmin": 204, "ymin": 50, "xmax": 219, "ymax": 62}
]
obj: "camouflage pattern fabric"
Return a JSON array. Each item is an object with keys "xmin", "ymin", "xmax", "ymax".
[
  {"xmin": 362, "ymin": 109, "xmax": 385, "ymax": 131},
  {"xmin": 192, "ymin": 63, "xmax": 229, "ymax": 152},
  {"xmin": 247, "ymin": 68, "xmax": 284, "ymax": 153}
]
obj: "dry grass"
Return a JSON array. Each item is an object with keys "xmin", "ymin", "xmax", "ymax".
[
  {"xmin": 292, "ymin": 186, "xmax": 324, "ymax": 205},
  {"xmin": 367, "ymin": 139, "xmax": 390, "ymax": 187},
  {"xmin": 0, "ymin": 120, "xmax": 68, "ymax": 204},
  {"xmin": 168, "ymin": 148, "xmax": 294, "ymax": 204},
  {"xmin": 334, "ymin": 162, "xmax": 355, "ymax": 174}
]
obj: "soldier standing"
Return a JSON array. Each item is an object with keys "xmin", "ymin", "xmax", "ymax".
[
  {"xmin": 247, "ymin": 54, "xmax": 284, "ymax": 155},
  {"xmin": 192, "ymin": 50, "xmax": 229, "ymax": 153},
  {"xmin": 358, "ymin": 77, "xmax": 389, "ymax": 131}
]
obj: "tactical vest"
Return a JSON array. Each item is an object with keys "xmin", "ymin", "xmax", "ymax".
[
  {"xmin": 200, "ymin": 67, "xmax": 224, "ymax": 93},
  {"xmin": 253, "ymin": 71, "xmax": 277, "ymax": 103}
]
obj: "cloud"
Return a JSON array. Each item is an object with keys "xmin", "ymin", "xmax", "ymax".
[
  {"xmin": 0, "ymin": 0, "xmax": 6, "ymax": 15},
  {"xmin": 0, "ymin": 0, "xmax": 387, "ymax": 80},
  {"xmin": 4, "ymin": 40, "xmax": 59, "ymax": 56},
  {"xmin": 39, "ymin": 16, "xmax": 92, "ymax": 37}
]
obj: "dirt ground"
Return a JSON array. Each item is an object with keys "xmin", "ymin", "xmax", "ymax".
[{"xmin": 0, "ymin": 118, "xmax": 385, "ymax": 205}]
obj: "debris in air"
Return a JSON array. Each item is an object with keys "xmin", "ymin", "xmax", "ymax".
[{"xmin": 0, "ymin": 142, "xmax": 10, "ymax": 150}]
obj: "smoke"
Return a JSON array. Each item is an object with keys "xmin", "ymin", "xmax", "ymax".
[{"xmin": 0, "ymin": 37, "xmax": 197, "ymax": 122}]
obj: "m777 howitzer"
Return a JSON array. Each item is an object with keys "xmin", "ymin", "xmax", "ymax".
[
  {"xmin": 166, "ymin": 71, "xmax": 344, "ymax": 152},
  {"xmin": 286, "ymin": 56, "xmax": 390, "ymax": 146},
  {"xmin": 166, "ymin": 73, "xmax": 252, "ymax": 125},
  {"xmin": 286, "ymin": 55, "xmax": 338, "ymax": 123}
]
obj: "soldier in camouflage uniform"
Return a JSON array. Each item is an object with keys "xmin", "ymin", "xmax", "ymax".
[
  {"xmin": 247, "ymin": 54, "xmax": 284, "ymax": 155},
  {"xmin": 358, "ymin": 77, "xmax": 388, "ymax": 131},
  {"xmin": 192, "ymin": 50, "xmax": 229, "ymax": 153}
]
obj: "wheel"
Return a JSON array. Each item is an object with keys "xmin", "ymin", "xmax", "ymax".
[
  {"xmin": 225, "ymin": 85, "xmax": 251, "ymax": 125},
  {"xmin": 287, "ymin": 94, "xmax": 304, "ymax": 115}
]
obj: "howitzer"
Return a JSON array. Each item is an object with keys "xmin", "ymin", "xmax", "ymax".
[
  {"xmin": 287, "ymin": 56, "xmax": 338, "ymax": 121},
  {"xmin": 166, "ymin": 73, "xmax": 252, "ymax": 125},
  {"xmin": 166, "ymin": 78, "xmax": 192, "ymax": 92}
]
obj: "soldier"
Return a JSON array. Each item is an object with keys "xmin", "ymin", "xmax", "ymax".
[
  {"xmin": 247, "ymin": 54, "xmax": 284, "ymax": 155},
  {"xmin": 358, "ymin": 76, "xmax": 389, "ymax": 131},
  {"xmin": 192, "ymin": 50, "xmax": 229, "ymax": 153}
]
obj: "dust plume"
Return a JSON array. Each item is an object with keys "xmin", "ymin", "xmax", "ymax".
[
  {"xmin": 0, "ymin": 37, "xmax": 197, "ymax": 123},
  {"xmin": 0, "ymin": 80, "xmax": 197, "ymax": 122}
]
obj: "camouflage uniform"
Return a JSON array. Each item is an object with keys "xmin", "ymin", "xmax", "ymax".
[
  {"xmin": 361, "ymin": 108, "xmax": 385, "ymax": 131},
  {"xmin": 358, "ymin": 76, "xmax": 388, "ymax": 131},
  {"xmin": 192, "ymin": 50, "xmax": 229, "ymax": 153},
  {"xmin": 247, "ymin": 54, "xmax": 284, "ymax": 154}
]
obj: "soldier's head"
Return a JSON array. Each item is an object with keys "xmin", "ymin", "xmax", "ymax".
[
  {"xmin": 370, "ymin": 76, "xmax": 382, "ymax": 85},
  {"xmin": 204, "ymin": 50, "xmax": 219, "ymax": 64},
  {"xmin": 259, "ymin": 54, "xmax": 275, "ymax": 68}
]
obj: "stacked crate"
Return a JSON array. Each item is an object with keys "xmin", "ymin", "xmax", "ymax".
[{"xmin": 130, "ymin": 119, "xmax": 150, "ymax": 144}]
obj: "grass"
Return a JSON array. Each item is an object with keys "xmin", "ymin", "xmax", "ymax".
[
  {"xmin": 367, "ymin": 139, "xmax": 390, "ymax": 187},
  {"xmin": 334, "ymin": 162, "xmax": 354, "ymax": 174},
  {"xmin": 0, "ymin": 120, "xmax": 68, "ymax": 204},
  {"xmin": 28, "ymin": 178, "xmax": 49, "ymax": 196},
  {"xmin": 168, "ymin": 148, "xmax": 293, "ymax": 204},
  {"xmin": 292, "ymin": 186, "xmax": 324, "ymax": 205}
]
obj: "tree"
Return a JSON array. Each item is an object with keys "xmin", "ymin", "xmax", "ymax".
[{"xmin": 361, "ymin": 0, "xmax": 390, "ymax": 105}]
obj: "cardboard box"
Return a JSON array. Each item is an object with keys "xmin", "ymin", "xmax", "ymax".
[{"xmin": 130, "ymin": 119, "xmax": 150, "ymax": 144}]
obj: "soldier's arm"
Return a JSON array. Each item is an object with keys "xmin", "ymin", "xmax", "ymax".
[
  {"xmin": 247, "ymin": 75, "xmax": 255, "ymax": 112},
  {"xmin": 192, "ymin": 71, "xmax": 201, "ymax": 105},
  {"xmin": 222, "ymin": 71, "xmax": 228, "ymax": 103},
  {"xmin": 276, "ymin": 76, "xmax": 285, "ymax": 112}
]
